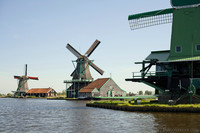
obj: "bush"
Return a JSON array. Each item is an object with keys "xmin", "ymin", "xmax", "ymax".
[{"xmin": 6, "ymin": 93, "xmax": 13, "ymax": 97}]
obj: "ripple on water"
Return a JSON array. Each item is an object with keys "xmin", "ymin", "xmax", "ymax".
[{"xmin": 0, "ymin": 98, "xmax": 200, "ymax": 133}]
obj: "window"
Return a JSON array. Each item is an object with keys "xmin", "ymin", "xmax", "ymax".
[
  {"xmin": 175, "ymin": 46, "xmax": 182, "ymax": 53},
  {"xmin": 196, "ymin": 44, "xmax": 200, "ymax": 51}
]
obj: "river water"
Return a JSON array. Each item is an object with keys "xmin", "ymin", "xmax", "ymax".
[{"xmin": 0, "ymin": 98, "xmax": 200, "ymax": 133}]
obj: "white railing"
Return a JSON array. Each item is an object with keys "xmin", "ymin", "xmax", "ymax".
[{"xmin": 64, "ymin": 79, "xmax": 93, "ymax": 83}]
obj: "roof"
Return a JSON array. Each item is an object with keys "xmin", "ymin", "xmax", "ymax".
[
  {"xmin": 26, "ymin": 88, "xmax": 55, "ymax": 94},
  {"xmin": 79, "ymin": 78, "xmax": 110, "ymax": 93},
  {"xmin": 146, "ymin": 50, "xmax": 170, "ymax": 61}
]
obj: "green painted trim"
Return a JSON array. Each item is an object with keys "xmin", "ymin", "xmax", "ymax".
[
  {"xmin": 91, "ymin": 88, "xmax": 99, "ymax": 93},
  {"xmin": 110, "ymin": 78, "xmax": 126, "ymax": 92},
  {"xmin": 170, "ymin": 56, "xmax": 200, "ymax": 62},
  {"xmin": 128, "ymin": 8, "xmax": 173, "ymax": 20}
]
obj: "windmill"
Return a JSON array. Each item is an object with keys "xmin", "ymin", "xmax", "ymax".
[
  {"xmin": 126, "ymin": 0, "xmax": 200, "ymax": 104},
  {"xmin": 65, "ymin": 39, "xmax": 104, "ymax": 98},
  {"xmin": 14, "ymin": 64, "xmax": 39, "ymax": 96},
  {"xmin": 67, "ymin": 39, "xmax": 104, "ymax": 80}
]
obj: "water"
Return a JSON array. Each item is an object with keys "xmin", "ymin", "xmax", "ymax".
[{"xmin": 0, "ymin": 98, "xmax": 200, "ymax": 133}]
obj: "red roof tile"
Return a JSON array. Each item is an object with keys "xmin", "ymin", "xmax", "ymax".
[
  {"xmin": 79, "ymin": 78, "xmax": 109, "ymax": 93},
  {"xmin": 26, "ymin": 88, "xmax": 54, "ymax": 94}
]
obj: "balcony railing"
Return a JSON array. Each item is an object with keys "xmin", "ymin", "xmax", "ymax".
[
  {"xmin": 64, "ymin": 79, "xmax": 93, "ymax": 83},
  {"xmin": 132, "ymin": 70, "xmax": 200, "ymax": 79},
  {"xmin": 132, "ymin": 71, "xmax": 169, "ymax": 79}
]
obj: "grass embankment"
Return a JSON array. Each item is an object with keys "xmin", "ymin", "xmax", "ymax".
[
  {"xmin": 89, "ymin": 99, "xmax": 200, "ymax": 109},
  {"xmin": 47, "ymin": 97, "xmax": 78, "ymax": 100}
]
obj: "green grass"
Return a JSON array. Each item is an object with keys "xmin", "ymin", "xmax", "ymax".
[
  {"xmin": 90, "ymin": 100, "xmax": 200, "ymax": 108},
  {"xmin": 47, "ymin": 97, "xmax": 78, "ymax": 100}
]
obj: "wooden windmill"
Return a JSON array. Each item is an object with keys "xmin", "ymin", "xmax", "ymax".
[
  {"xmin": 66, "ymin": 39, "xmax": 104, "ymax": 80},
  {"xmin": 65, "ymin": 39, "xmax": 104, "ymax": 98},
  {"xmin": 126, "ymin": 0, "xmax": 200, "ymax": 104},
  {"xmin": 14, "ymin": 64, "xmax": 39, "ymax": 96}
]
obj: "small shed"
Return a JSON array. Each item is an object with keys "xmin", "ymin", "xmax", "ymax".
[
  {"xmin": 79, "ymin": 78, "xmax": 126, "ymax": 98},
  {"xmin": 26, "ymin": 88, "xmax": 57, "ymax": 97}
]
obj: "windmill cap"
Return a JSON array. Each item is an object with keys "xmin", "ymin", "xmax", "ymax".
[{"xmin": 171, "ymin": 0, "xmax": 200, "ymax": 8}]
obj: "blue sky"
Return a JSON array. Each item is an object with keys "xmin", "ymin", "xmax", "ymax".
[{"xmin": 0, "ymin": 0, "xmax": 172, "ymax": 94}]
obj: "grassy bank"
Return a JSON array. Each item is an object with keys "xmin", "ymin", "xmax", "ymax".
[
  {"xmin": 47, "ymin": 97, "xmax": 78, "ymax": 100},
  {"xmin": 87, "ymin": 100, "xmax": 200, "ymax": 113},
  {"xmin": 89, "ymin": 100, "xmax": 200, "ymax": 109}
]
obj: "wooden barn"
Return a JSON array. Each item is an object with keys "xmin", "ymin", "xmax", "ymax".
[
  {"xmin": 26, "ymin": 88, "xmax": 57, "ymax": 97},
  {"xmin": 79, "ymin": 78, "xmax": 126, "ymax": 98}
]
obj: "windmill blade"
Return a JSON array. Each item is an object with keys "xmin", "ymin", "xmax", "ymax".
[
  {"xmin": 128, "ymin": 8, "xmax": 173, "ymax": 30},
  {"xmin": 25, "ymin": 64, "xmax": 27, "ymax": 76},
  {"xmin": 70, "ymin": 69, "xmax": 76, "ymax": 77},
  {"xmin": 85, "ymin": 58, "xmax": 104, "ymax": 75},
  {"xmin": 85, "ymin": 40, "xmax": 101, "ymax": 57},
  {"xmin": 90, "ymin": 62, "xmax": 104, "ymax": 75},
  {"xmin": 14, "ymin": 76, "xmax": 21, "ymax": 79},
  {"xmin": 28, "ymin": 76, "xmax": 39, "ymax": 80},
  {"xmin": 66, "ymin": 43, "xmax": 82, "ymax": 58}
]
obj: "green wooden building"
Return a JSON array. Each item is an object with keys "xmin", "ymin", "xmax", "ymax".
[{"xmin": 126, "ymin": 0, "xmax": 200, "ymax": 104}]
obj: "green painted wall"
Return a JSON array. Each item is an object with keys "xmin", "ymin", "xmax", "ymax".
[
  {"xmin": 171, "ymin": 0, "xmax": 200, "ymax": 7},
  {"xmin": 169, "ymin": 7, "xmax": 200, "ymax": 60}
]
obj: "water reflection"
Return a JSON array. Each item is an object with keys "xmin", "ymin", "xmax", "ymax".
[
  {"xmin": 152, "ymin": 112, "xmax": 200, "ymax": 133},
  {"xmin": 0, "ymin": 98, "xmax": 200, "ymax": 133}
]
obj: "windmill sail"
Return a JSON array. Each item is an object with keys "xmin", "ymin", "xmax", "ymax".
[
  {"xmin": 85, "ymin": 58, "xmax": 104, "ymax": 75},
  {"xmin": 66, "ymin": 40, "xmax": 104, "ymax": 80},
  {"xmin": 66, "ymin": 44, "xmax": 81, "ymax": 58},
  {"xmin": 28, "ymin": 76, "xmax": 39, "ymax": 80},
  {"xmin": 25, "ymin": 64, "xmax": 27, "ymax": 76},
  {"xmin": 128, "ymin": 8, "xmax": 173, "ymax": 30},
  {"xmin": 85, "ymin": 40, "xmax": 100, "ymax": 57}
]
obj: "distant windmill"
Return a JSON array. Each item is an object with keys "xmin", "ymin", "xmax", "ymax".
[
  {"xmin": 65, "ymin": 39, "xmax": 104, "ymax": 98},
  {"xmin": 14, "ymin": 64, "xmax": 38, "ymax": 96},
  {"xmin": 66, "ymin": 39, "xmax": 104, "ymax": 80}
]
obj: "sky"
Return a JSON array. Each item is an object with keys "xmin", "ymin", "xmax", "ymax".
[{"xmin": 0, "ymin": 0, "xmax": 172, "ymax": 94}]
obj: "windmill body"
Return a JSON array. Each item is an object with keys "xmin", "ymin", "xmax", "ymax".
[
  {"xmin": 126, "ymin": 0, "xmax": 200, "ymax": 104},
  {"xmin": 71, "ymin": 56, "xmax": 93, "ymax": 80},
  {"xmin": 64, "ymin": 40, "xmax": 104, "ymax": 98},
  {"xmin": 14, "ymin": 64, "xmax": 39, "ymax": 96}
]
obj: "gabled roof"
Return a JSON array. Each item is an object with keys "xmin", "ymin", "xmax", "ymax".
[
  {"xmin": 79, "ymin": 78, "xmax": 110, "ymax": 93},
  {"xmin": 26, "ymin": 88, "xmax": 55, "ymax": 94},
  {"xmin": 146, "ymin": 50, "xmax": 170, "ymax": 61}
]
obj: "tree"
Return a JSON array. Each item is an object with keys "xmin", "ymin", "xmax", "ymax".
[
  {"xmin": 148, "ymin": 91, "xmax": 152, "ymax": 95},
  {"xmin": 7, "ymin": 93, "xmax": 13, "ymax": 97},
  {"xmin": 57, "ymin": 90, "xmax": 66, "ymax": 96},
  {"xmin": 139, "ymin": 91, "xmax": 143, "ymax": 95},
  {"xmin": 144, "ymin": 90, "xmax": 153, "ymax": 95}
]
